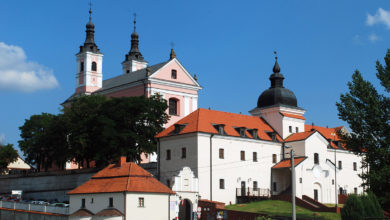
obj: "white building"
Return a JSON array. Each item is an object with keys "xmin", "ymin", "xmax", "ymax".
[
  {"xmin": 67, "ymin": 157, "xmax": 175, "ymax": 220},
  {"xmin": 156, "ymin": 57, "xmax": 364, "ymax": 205}
]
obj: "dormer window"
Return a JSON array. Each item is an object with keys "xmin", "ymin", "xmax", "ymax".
[
  {"xmin": 235, "ymin": 127, "xmax": 246, "ymax": 137},
  {"xmin": 174, "ymin": 124, "xmax": 186, "ymax": 134},
  {"xmin": 92, "ymin": 61, "xmax": 97, "ymax": 71},
  {"xmin": 212, "ymin": 124, "xmax": 226, "ymax": 135},
  {"xmin": 248, "ymin": 129, "xmax": 258, "ymax": 139},
  {"xmin": 266, "ymin": 132, "xmax": 277, "ymax": 141},
  {"xmin": 171, "ymin": 69, "xmax": 177, "ymax": 79}
]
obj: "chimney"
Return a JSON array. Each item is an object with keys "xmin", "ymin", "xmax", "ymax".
[{"xmin": 118, "ymin": 156, "xmax": 127, "ymax": 167}]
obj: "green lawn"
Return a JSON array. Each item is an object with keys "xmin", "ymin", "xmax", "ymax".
[{"xmin": 225, "ymin": 200, "xmax": 341, "ymax": 220}]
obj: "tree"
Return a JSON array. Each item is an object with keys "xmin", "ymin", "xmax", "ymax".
[
  {"xmin": 336, "ymin": 49, "xmax": 390, "ymax": 210},
  {"xmin": 19, "ymin": 113, "xmax": 70, "ymax": 171},
  {"xmin": 63, "ymin": 94, "xmax": 168, "ymax": 168},
  {"xmin": 341, "ymin": 194, "xmax": 365, "ymax": 220},
  {"xmin": 0, "ymin": 143, "xmax": 18, "ymax": 172}
]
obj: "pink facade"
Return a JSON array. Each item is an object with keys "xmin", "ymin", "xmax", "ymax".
[{"xmin": 152, "ymin": 61, "xmax": 195, "ymax": 85}]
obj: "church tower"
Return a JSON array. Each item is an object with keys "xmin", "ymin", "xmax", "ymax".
[
  {"xmin": 250, "ymin": 55, "xmax": 306, "ymax": 139},
  {"xmin": 122, "ymin": 15, "xmax": 148, "ymax": 74},
  {"xmin": 75, "ymin": 6, "xmax": 103, "ymax": 94}
]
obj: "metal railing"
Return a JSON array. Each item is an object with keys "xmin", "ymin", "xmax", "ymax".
[
  {"xmin": 0, "ymin": 200, "xmax": 69, "ymax": 215},
  {"xmin": 236, "ymin": 188, "xmax": 270, "ymax": 197}
]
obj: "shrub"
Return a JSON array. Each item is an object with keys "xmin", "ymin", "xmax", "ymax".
[
  {"xmin": 341, "ymin": 194, "xmax": 365, "ymax": 220},
  {"xmin": 367, "ymin": 192, "xmax": 383, "ymax": 217}
]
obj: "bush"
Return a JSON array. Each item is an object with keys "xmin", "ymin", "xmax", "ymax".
[
  {"xmin": 341, "ymin": 194, "xmax": 365, "ymax": 220},
  {"xmin": 341, "ymin": 193, "xmax": 383, "ymax": 220}
]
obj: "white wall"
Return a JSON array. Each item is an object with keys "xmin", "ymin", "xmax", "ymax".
[
  {"xmin": 69, "ymin": 192, "xmax": 124, "ymax": 215},
  {"xmin": 125, "ymin": 193, "xmax": 169, "ymax": 220}
]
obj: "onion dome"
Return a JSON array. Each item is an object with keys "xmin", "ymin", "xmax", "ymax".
[
  {"xmin": 257, "ymin": 56, "xmax": 298, "ymax": 108},
  {"xmin": 124, "ymin": 15, "xmax": 144, "ymax": 61},
  {"xmin": 79, "ymin": 6, "xmax": 101, "ymax": 53}
]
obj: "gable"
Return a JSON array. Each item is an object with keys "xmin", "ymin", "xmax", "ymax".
[{"xmin": 150, "ymin": 59, "xmax": 200, "ymax": 86}]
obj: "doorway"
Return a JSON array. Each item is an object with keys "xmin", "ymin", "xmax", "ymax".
[
  {"xmin": 241, "ymin": 181, "xmax": 246, "ymax": 196},
  {"xmin": 178, "ymin": 199, "xmax": 192, "ymax": 220}
]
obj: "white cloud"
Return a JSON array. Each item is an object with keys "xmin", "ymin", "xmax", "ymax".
[
  {"xmin": 0, "ymin": 133, "xmax": 5, "ymax": 144},
  {"xmin": 368, "ymin": 33, "xmax": 381, "ymax": 42},
  {"xmin": 0, "ymin": 42, "xmax": 58, "ymax": 92},
  {"xmin": 366, "ymin": 8, "xmax": 390, "ymax": 29}
]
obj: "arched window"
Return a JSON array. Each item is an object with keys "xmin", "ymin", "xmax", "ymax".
[
  {"xmin": 169, "ymin": 98, "xmax": 178, "ymax": 115},
  {"xmin": 314, "ymin": 153, "xmax": 319, "ymax": 164},
  {"xmin": 91, "ymin": 61, "xmax": 97, "ymax": 71}
]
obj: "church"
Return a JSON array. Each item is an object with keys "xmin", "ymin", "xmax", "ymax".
[{"xmin": 64, "ymin": 7, "xmax": 364, "ymax": 210}]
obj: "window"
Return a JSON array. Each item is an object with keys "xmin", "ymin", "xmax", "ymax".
[
  {"xmin": 126, "ymin": 69, "xmax": 130, "ymax": 74},
  {"xmin": 296, "ymin": 127, "xmax": 299, "ymax": 133},
  {"xmin": 109, "ymin": 197, "xmax": 113, "ymax": 207},
  {"xmin": 219, "ymin": 148, "xmax": 224, "ymax": 159},
  {"xmin": 138, "ymin": 197, "xmax": 144, "ymax": 207},
  {"xmin": 314, "ymin": 153, "xmax": 319, "ymax": 164},
  {"xmin": 338, "ymin": 161, "xmax": 342, "ymax": 169},
  {"xmin": 253, "ymin": 152, "xmax": 257, "ymax": 162},
  {"xmin": 353, "ymin": 162, "xmax": 357, "ymax": 171},
  {"xmin": 169, "ymin": 98, "xmax": 178, "ymax": 115},
  {"xmin": 219, "ymin": 179, "xmax": 225, "ymax": 189},
  {"xmin": 299, "ymin": 178, "xmax": 302, "ymax": 183},
  {"xmin": 92, "ymin": 61, "xmax": 97, "ymax": 71},
  {"xmin": 181, "ymin": 147, "xmax": 186, "ymax": 159},
  {"xmin": 80, "ymin": 61, "xmax": 84, "ymax": 72},
  {"xmin": 166, "ymin": 150, "xmax": 171, "ymax": 160},
  {"xmin": 354, "ymin": 187, "xmax": 358, "ymax": 194},
  {"xmin": 332, "ymin": 179, "xmax": 334, "ymax": 185},
  {"xmin": 272, "ymin": 154, "xmax": 277, "ymax": 163},
  {"xmin": 171, "ymin": 69, "xmax": 177, "ymax": 79},
  {"xmin": 289, "ymin": 126, "xmax": 292, "ymax": 133},
  {"xmin": 91, "ymin": 198, "xmax": 94, "ymax": 204},
  {"xmin": 273, "ymin": 182, "xmax": 277, "ymax": 191},
  {"xmin": 253, "ymin": 181, "xmax": 258, "ymax": 190},
  {"xmin": 81, "ymin": 198, "xmax": 85, "ymax": 208},
  {"xmin": 240, "ymin": 151, "xmax": 245, "ymax": 161}
]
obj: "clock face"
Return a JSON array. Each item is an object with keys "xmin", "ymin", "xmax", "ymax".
[{"xmin": 313, "ymin": 165, "xmax": 322, "ymax": 179}]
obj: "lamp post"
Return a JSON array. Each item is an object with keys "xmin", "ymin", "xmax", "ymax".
[
  {"xmin": 285, "ymin": 145, "xmax": 296, "ymax": 220},
  {"xmin": 331, "ymin": 133, "xmax": 337, "ymax": 208}
]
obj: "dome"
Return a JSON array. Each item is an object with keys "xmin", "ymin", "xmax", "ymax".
[
  {"xmin": 257, "ymin": 86, "xmax": 298, "ymax": 108},
  {"xmin": 257, "ymin": 58, "xmax": 298, "ymax": 108}
]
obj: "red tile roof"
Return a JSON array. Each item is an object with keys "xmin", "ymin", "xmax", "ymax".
[
  {"xmin": 305, "ymin": 125, "xmax": 345, "ymax": 149},
  {"xmin": 68, "ymin": 162, "xmax": 174, "ymax": 195},
  {"xmin": 285, "ymin": 131, "xmax": 315, "ymax": 142},
  {"xmin": 156, "ymin": 108, "xmax": 282, "ymax": 142},
  {"xmin": 95, "ymin": 208, "xmax": 124, "ymax": 216},
  {"xmin": 272, "ymin": 157, "xmax": 307, "ymax": 169},
  {"xmin": 70, "ymin": 209, "xmax": 94, "ymax": 217},
  {"xmin": 280, "ymin": 112, "xmax": 306, "ymax": 120}
]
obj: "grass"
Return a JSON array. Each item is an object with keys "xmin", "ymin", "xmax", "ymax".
[{"xmin": 225, "ymin": 200, "xmax": 341, "ymax": 220}]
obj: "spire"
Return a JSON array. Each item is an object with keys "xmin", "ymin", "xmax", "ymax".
[
  {"xmin": 125, "ymin": 13, "xmax": 144, "ymax": 61},
  {"xmin": 170, "ymin": 48, "xmax": 176, "ymax": 60},
  {"xmin": 269, "ymin": 51, "xmax": 284, "ymax": 88},
  {"xmin": 80, "ymin": 0, "xmax": 100, "ymax": 53}
]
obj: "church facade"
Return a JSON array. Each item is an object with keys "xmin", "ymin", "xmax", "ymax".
[
  {"xmin": 63, "ymin": 10, "xmax": 201, "ymax": 165},
  {"xmin": 156, "ymin": 58, "xmax": 364, "ymax": 205}
]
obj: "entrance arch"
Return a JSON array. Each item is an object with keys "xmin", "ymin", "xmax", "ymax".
[
  {"xmin": 178, "ymin": 199, "xmax": 192, "ymax": 220},
  {"xmin": 313, "ymin": 182, "xmax": 322, "ymax": 202}
]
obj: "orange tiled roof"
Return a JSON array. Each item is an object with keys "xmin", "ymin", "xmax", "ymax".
[
  {"xmin": 156, "ymin": 108, "xmax": 282, "ymax": 142},
  {"xmin": 285, "ymin": 131, "xmax": 315, "ymax": 142},
  {"xmin": 68, "ymin": 162, "xmax": 175, "ymax": 195},
  {"xmin": 305, "ymin": 124, "xmax": 345, "ymax": 149},
  {"xmin": 272, "ymin": 157, "xmax": 307, "ymax": 169},
  {"xmin": 280, "ymin": 112, "xmax": 306, "ymax": 120}
]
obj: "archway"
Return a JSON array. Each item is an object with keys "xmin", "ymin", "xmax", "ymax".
[
  {"xmin": 313, "ymin": 182, "xmax": 322, "ymax": 202},
  {"xmin": 178, "ymin": 199, "xmax": 192, "ymax": 220}
]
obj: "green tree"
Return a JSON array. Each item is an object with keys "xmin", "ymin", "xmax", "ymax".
[
  {"xmin": 19, "ymin": 113, "xmax": 70, "ymax": 171},
  {"xmin": 341, "ymin": 194, "xmax": 365, "ymax": 220},
  {"xmin": 336, "ymin": 49, "xmax": 390, "ymax": 210},
  {"xmin": 0, "ymin": 143, "xmax": 18, "ymax": 172},
  {"xmin": 63, "ymin": 94, "xmax": 168, "ymax": 168}
]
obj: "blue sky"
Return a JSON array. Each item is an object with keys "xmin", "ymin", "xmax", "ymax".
[{"xmin": 0, "ymin": 1, "xmax": 389, "ymax": 153}]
